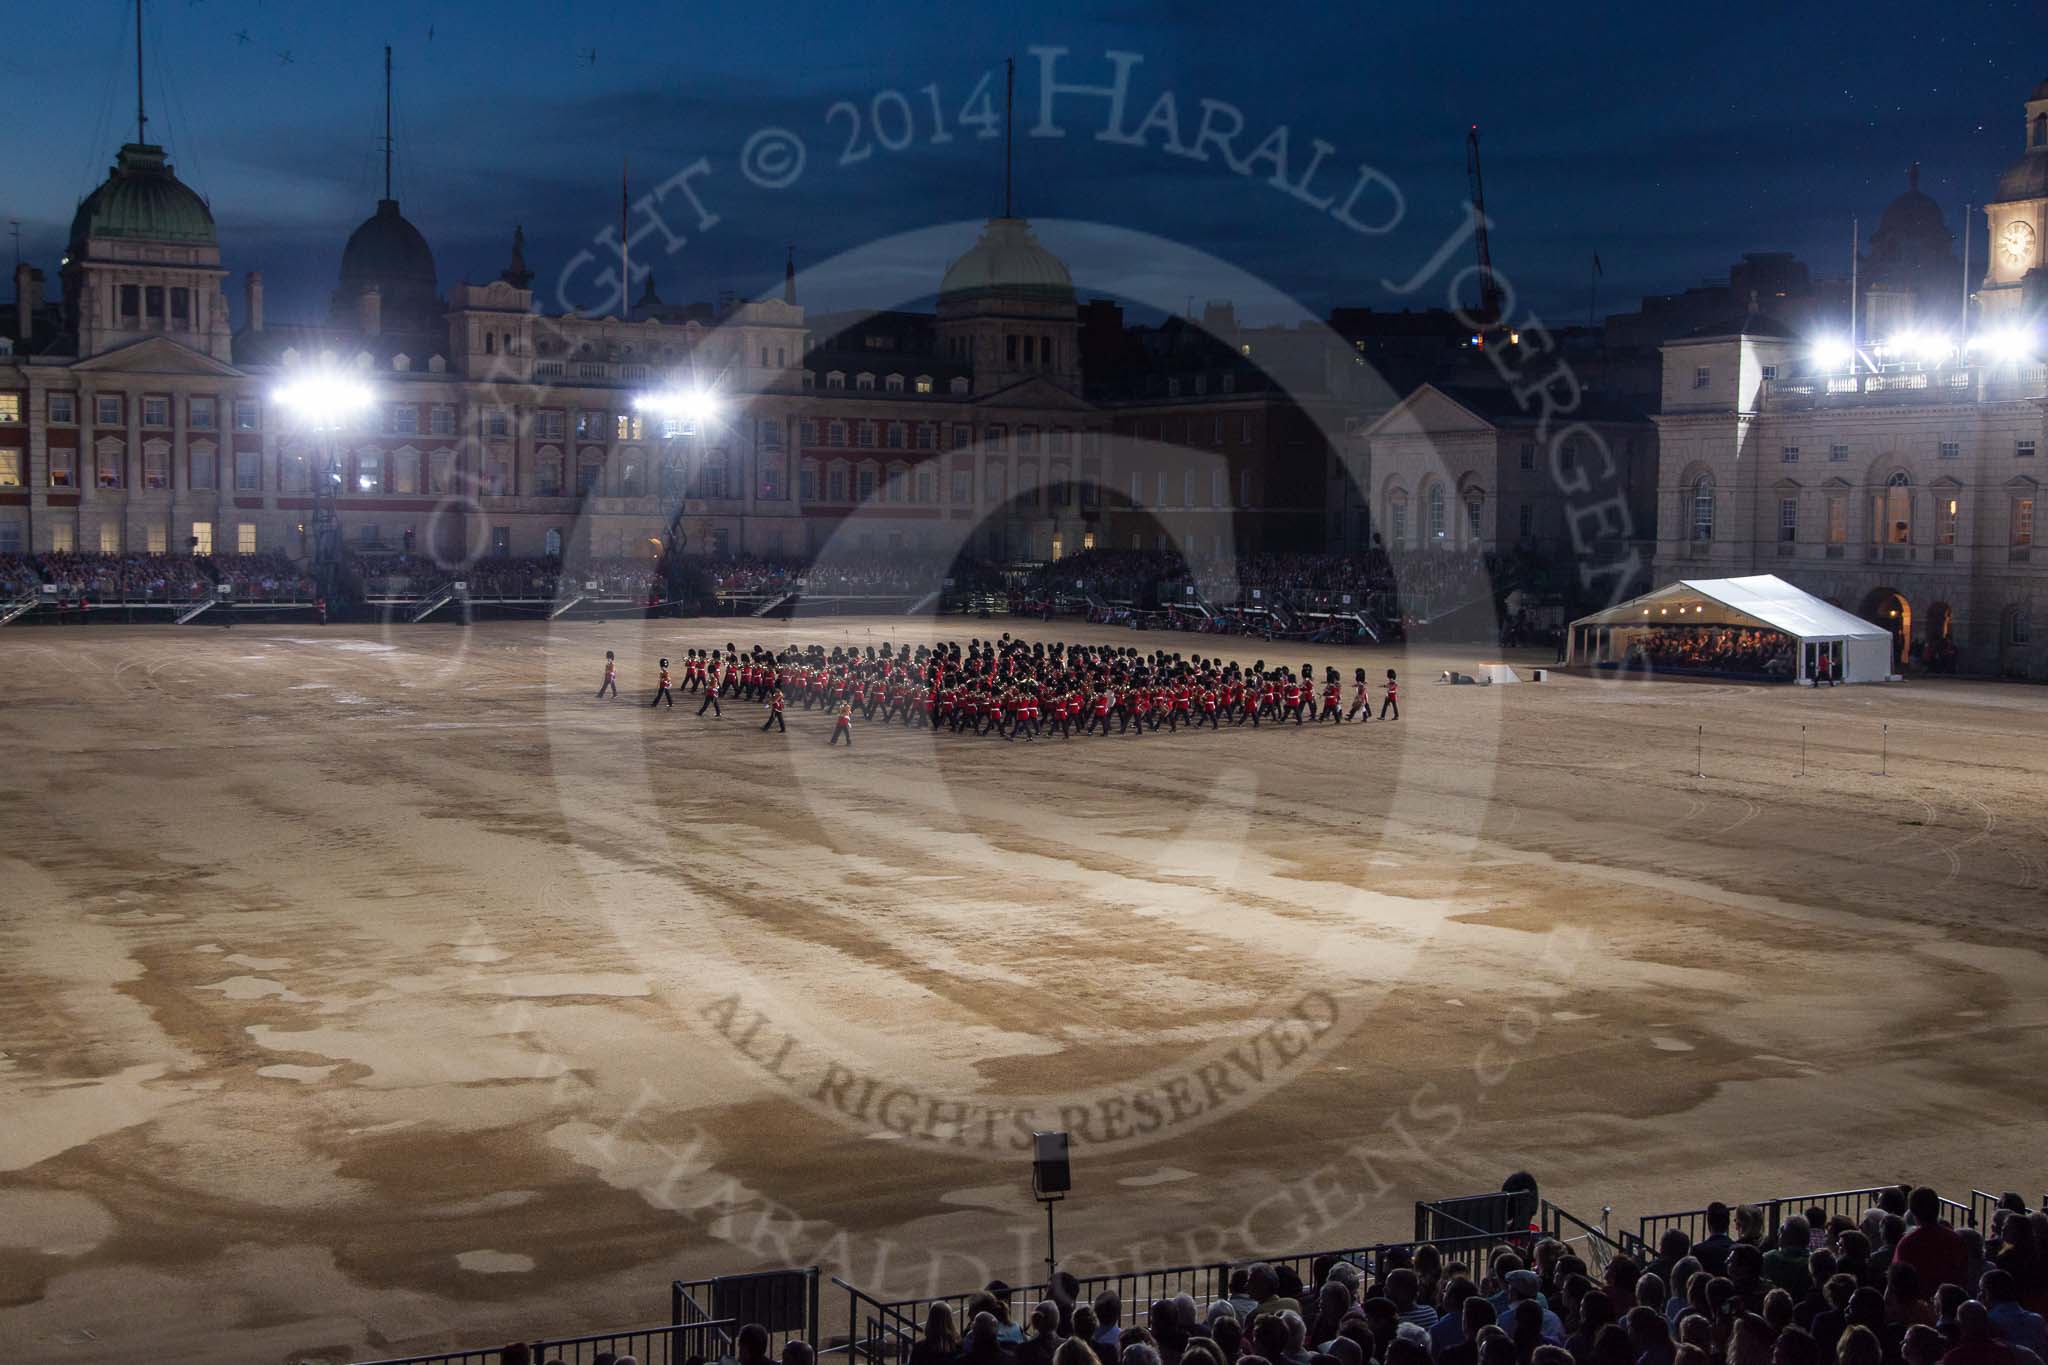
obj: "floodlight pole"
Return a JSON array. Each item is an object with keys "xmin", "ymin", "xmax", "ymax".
[{"xmin": 1040, "ymin": 1193, "xmax": 1062, "ymax": 1281}]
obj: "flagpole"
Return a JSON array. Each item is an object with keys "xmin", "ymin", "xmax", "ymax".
[{"xmin": 620, "ymin": 157, "xmax": 630, "ymax": 316}]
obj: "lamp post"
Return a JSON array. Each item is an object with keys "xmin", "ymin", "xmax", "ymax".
[
  {"xmin": 274, "ymin": 370, "xmax": 376, "ymax": 605},
  {"xmin": 634, "ymin": 386, "xmax": 720, "ymax": 613}
]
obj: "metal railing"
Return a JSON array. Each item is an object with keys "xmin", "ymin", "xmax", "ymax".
[
  {"xmin": 351, "ymin": 1316, "xmax": 737, "ymax": 1365},
  {"xmin": 1637, "ymin": 1185, "xmax": 1980, "ymax": 1251},
  {"xmin": 675, "ymin": 1267, "xmax": 821, "ymax": 1361}
]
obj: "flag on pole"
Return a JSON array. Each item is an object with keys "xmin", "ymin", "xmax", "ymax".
[{"xmin": 620, "ymin": 157, "xmax": 631, "ymax": 314}]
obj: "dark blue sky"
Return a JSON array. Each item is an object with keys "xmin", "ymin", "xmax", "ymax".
[{"xmin": 12, "ymin": 0, "xmax": 2048, "ymax": 330}]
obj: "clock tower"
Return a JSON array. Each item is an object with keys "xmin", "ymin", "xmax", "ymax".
[{"xmin": 1979, "ymin": 79, "xmax": 2048, "ymax": 321}]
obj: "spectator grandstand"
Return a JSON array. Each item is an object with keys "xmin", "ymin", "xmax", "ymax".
[
  {"xmin": 0, "ymin": 545, "xmax": 1553, "ymax": 640},
  {"xmin": 343, "ymin": 1183, "xmax": 2048, "ymax": 1365}
]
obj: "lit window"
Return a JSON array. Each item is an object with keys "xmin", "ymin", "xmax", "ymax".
[
  {"xmin": 0, "ymin": 394, "xmax": 19, "ymax": 424},
  {"xmin": 0, "ymin": 450, "xmax": 20, "ymax": 486},
  {"xmin": 237, "ymin": 523, "xmax": 257, "ymax": 554},
  {"xmin": 2017, "ymin": 498, "xmax": 2036, "ymax": 547}
]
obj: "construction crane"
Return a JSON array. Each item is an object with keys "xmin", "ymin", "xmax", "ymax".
[{"xmin": 1466, "ymin": 125, "xmax": 1504, "ymax": 325}]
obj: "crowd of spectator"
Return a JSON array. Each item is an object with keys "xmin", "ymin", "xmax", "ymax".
[
  {"xmin": 865, "ymin": 1186, "xmax": 2046, "ymax": 1365},
  {"xmin": 1020, "ymin": 548, "xmax": 1509, "ymax": 621},
  {"xmin": 1627, "ymin": 626, "xmax": 1794, "ymax": 677},
  {"xmin": 6, "ymin": 551, "xmax": 315, "ymax": 602}
]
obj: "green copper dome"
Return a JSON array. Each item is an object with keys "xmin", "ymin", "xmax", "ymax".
[
  {"xmin": 939, "ymin": 218, "xmax": 1074, "ymax": 304},
  {"xmin": 67, "ymin": 144, "xmax": 217, "ymax": 255}
]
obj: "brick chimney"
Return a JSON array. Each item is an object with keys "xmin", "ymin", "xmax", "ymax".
[
  {"xmin": 15, "ymin": 263, "xmax": 43, "ymax": 344},
  {"xmin": 359, "ymin": 285, "xmax": 382, "ymax": 337},
  {"xmin": 244, "ymin": 271, "xmax": 264, "ymax": 331}
]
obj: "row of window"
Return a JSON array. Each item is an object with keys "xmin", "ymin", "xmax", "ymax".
[
  {"xmin": 1780, "ymin": 440, "xmax": 2036, "ymax": 463},
  {"xmin": 819, "ymin": 371, "xmax": 954, "ymax": 394},
  {"xmin": 19, "ymin": 521, "xmax": 263, "ymax": 556},
  {"xmin": 1132, "ymin": 414, "xmax": 1258, "ymax": 447},
  {"xmin": 1690, "ymin": 473, "xmax": 2036, "ymax": 548},
  {"xmin": 795, "ymin": 457, "xmax": 1103, "ymax": 510},
  {"xmin": 0, "ymin": 392, "xmax": 263, "ymax": 431},
  {"xmin": 1382, "ymin": 483, "xmax": 1486, "ymax": 547},
  {"xmin": 799, "ymin": 419, "xmax": 1084, "ymax": 454}
]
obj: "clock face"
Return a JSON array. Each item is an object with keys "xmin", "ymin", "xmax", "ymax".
[{"xmin": 2001, "ymin": 219, "xmax": 2036, "ymax": 269}]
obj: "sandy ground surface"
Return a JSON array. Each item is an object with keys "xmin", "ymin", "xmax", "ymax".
[{"xmin": 1, "ymin": 615, "xmax": 2045, "ymax": 1365}]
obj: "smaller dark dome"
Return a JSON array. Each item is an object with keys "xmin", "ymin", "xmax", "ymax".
[
  {"xmin": 336, "ymin": 198, "xmax": 439, "ymax": 323},
  {"xmin": 1877, "ymin": 188, "xmax": 1946, "ymax": 241},
  {"xmin": 2030, "ymin": 78, "xmax": 2048, "ymax": 101}
]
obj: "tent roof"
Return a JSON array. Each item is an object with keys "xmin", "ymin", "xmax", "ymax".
[{"xmin": 1572, "ymin": 574, "xmax": 1890, "ymax": 640}]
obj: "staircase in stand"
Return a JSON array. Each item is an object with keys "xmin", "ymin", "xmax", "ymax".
[
  {"xmin": 411, "ymin": 582, "xmax": 459, "ymax": 622},
  {"xmin": 547, "ymin": 593, "xmax": 586, "ymax": 620},
  {"xmin": 905, "ymin": 589, "xmax": 939, "ymax": 615},
  {"xmin": 174, "ymin": 597, "xmax": 216, "ymax": 625},
  {"xmin": 751, "ymin": 591, "xmax": 795, "ymax": 617},
  {"xmin": 1, "ymin": 589, "xmax": 43, "ymax": 626}
]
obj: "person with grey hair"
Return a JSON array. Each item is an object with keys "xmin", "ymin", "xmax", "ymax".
[
  {"xmin": 781, "ymin": 1344, "xmax": 816, "ymax": 1365},
  {"xmin": 1765, "ymin": 1218, "xmax": 1816, "ymax": 1300},
  {"xmin": 1507, "ymin": 1271, "xmax": 1565, "ymax": 1344},
  {"xmin": 1017, "ymin": 1301, "xmax": 1067, "ymax": 1365},
  {"xmin": 1315, "ymin": 1283, "xmax": 1355, "ymax": 1351},
  {"xmin": 1177, "ymin": 1296, "xmax": 1206, "ymax": 1339},
  {"xmin": 1279, "ymin": 1310, "xmax": 1312, "ymax": 1365},
  {"xmin": 964, "ymin": 1312, "xmax": 1008, "ymax": 1365},
  {"xmin": 1125, "ymin": 1346, "xmax": 1165, "ymax": 1365}
]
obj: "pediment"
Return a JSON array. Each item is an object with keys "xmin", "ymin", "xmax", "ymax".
[
  {"xmin": 1362, "ymin": 384, "xmax": 1498, "ymax": 440},
  {"xmin": 71, "ymin": 336, "xmax": 243, "ymax": 378},
  {"xmin": 974, "ymin": 376, "xmax": 1097, "ymax": 413}
]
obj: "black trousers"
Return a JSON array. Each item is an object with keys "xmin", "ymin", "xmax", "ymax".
[
  {"xmin": 830, "ymin": 723, "xmax": 851, "ymax": 745},
  {"xmin": 1380, "ymin": 696, "xmax": 1398, "ymax": 719},
  {"xmin": 651, "ymin": 686, "xmax": 673, "ymax": 707},
  {"xmin": 697, "ymin": 691, "xmax": 721, "ymax": 716},
  {"xmin": 596, "ymin": 677, "xmax": 617, "ymax": 698},
  {"xmin": 762, "ymin": 711, "xmax": 785, "ymax": 731}
]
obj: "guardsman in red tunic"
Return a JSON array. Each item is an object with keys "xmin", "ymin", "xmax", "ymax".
[
  {"xmin": 651, "ymin": 658, "xmax": 675, "ymax": 708},
  {"xmin": 1348, "ymin": 667, "xmax": 1372, "ymax": 722},
  {"xmin": 1380, "ymin": 668, "xmax": 1400, "ymax": 720},
  {"xmin": 1198, "ymin": 685, "xmax": 1220, "ymax": 729},
  {"xmin": 1090, "ymin": 687, "xmax": 1115, "ymax": 736},
  {"xmin": 761, "ymin": 686, "xmax": 787, "ymax": 732},
  {"xmin": 830, "ymin": 700, "xmax": 853, "ymax": 745},
  {"xmin": 1320, "ymin": 674, "xmax": 1342, "ymax": 723},
  {"xmin": 1281, "ymin": 675, "xmax": 1302, "ymax": 725},
  {"xmin": 596, "ymin": 650, "xmax": 619, "ymax": 700},
  {"xmin": 696, "ymin": 655, "xmax": 723, "ymax": 716}
]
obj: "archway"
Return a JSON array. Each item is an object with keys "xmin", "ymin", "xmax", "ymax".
[{"xmin": 1859, "ymin": 587, "xmax": 1912, "ymax": 668}]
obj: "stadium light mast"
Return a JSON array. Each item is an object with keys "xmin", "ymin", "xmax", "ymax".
[
  {"xmin": 634, "ymin": 385, "xmax": 721, "ymax": 614},
  {"xmin": 273, "ymin": 369, "xmax": 376, "ymax": 606}
]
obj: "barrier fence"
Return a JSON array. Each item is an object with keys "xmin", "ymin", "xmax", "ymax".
[
  {"xmin": 1637, "ymin": 1185, "xmax": 1980, "ymax": 1252},
  {"xmin": 344, "ymin": 1181, "xmax": 2042, "ymax": 1365},
  {"xmin": 351, "ymin": 1317, "xmax": 737, "ymax": 1365}
]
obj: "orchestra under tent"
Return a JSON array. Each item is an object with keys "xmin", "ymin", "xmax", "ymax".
[{"xmin": 1566, "ymin": 573, "xmax": 1897, "ymax": 684}]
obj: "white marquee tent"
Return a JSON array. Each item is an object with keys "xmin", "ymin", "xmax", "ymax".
[{"xmin": 1567, "ymin": 574, "xmax": 1896, "ymax": 683}]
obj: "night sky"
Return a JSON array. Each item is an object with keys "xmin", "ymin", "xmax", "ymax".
[{"xmin": 12, "ymin": 0, "xmax": 2048, "ymax": 332}]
